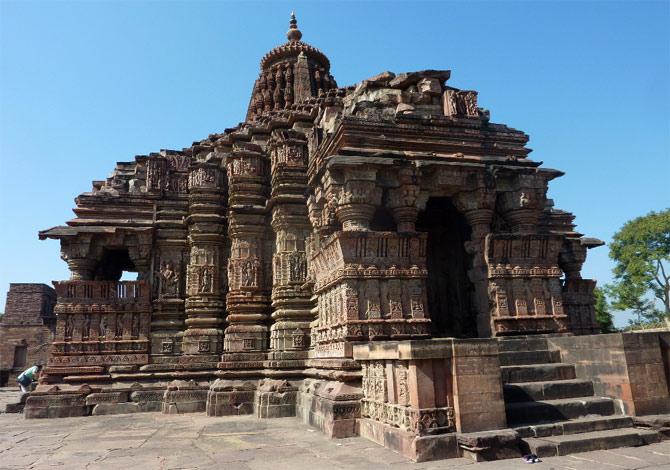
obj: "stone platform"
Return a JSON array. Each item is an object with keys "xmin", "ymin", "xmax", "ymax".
[{"xmin": 2, "ymin": 411, "xmax": 670, "ymax": 469}]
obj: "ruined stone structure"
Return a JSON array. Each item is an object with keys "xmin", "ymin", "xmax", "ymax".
[
  {"xmin": 0, "ymin": 284, "xmax": 56, "ymax": 386},
  {"xmin": 30, "ymin": 15, "xmax": 670, "ymax": 462}
]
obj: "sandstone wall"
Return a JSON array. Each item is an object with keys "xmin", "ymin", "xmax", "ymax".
[{"xmin": 547, "ymin": 332, "xmax": 670, "ymax": 416}]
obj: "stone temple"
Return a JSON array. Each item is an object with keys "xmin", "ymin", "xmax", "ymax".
[{"xmin": 29, "ymin": 14, "xmax": 670, "ymax": 462}]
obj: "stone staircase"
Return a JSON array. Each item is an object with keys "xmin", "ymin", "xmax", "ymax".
[{"xmin": 500, "ymin": 336, "xmax": 660, "ymax": 457}]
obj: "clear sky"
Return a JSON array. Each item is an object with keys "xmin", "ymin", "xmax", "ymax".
[{"xmin": 1, "ymin": 1, "xmax": 668, "ymax": 327}]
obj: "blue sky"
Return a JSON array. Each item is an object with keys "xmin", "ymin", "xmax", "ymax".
[{"xmin": 1, "ymin": 1, "xmax": 668, "ymax": 327}]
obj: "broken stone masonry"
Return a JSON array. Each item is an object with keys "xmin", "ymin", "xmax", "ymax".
[{"xmin": 28, "ymin": 14, "xmax": 670, "ymax": 462}]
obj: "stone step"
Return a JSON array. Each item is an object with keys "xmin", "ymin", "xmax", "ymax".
[
  {"xmin": 499, "ymin": 349, "xmax": 561, "ymax": 366},
  {"xmin": 521, "ymin": 428, "xmax": 660, "ymax": 457},
  {"xmin": 497, "ymin": 336, "xmax": 550, "ymax": 353},
  {"xmin": 504, "ymin": 379, "xmax": 595, "ymax": 402},
  {"xmin": 501, "ymin": 363, "xmax": 576, "ymax": 384},
  {"xmin": 515, "ymin": 415, "xmax": 634, "ymax": 438},
  {"xmin": 506, "ymin": 396, "xmax": 616, "ymax": 426}
]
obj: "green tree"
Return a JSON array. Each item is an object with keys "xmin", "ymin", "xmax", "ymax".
[
  {"xmin": 607, "ymin": 209, "xmax": 670, "ymax": 326},
  {"xmin": 594, "ymin": 287, "xmax": 615, "ymax": 333}
]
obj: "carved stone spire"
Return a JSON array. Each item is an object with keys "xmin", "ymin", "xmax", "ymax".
[
  {"xmin": 287, "ymin": 11, "xmax": 302, "ymax": 42},
  {"xmin": 245, "ymin": 11, "xmax": 337, "ymax": 121}
]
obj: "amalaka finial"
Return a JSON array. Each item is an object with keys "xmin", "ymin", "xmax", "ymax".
[{"xmin": 287, "ymin": 11, "xmax": 302, "ymax": 42}]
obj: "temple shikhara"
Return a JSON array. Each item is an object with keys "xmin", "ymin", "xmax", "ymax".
[{"xmin": 28, "ymin": 14, "xmax": 670, "ymax": 462}]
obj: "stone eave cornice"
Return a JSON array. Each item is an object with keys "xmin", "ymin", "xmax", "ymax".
[
  {"xmin": 38, "ymin": 225, "xmax": 152, "ymax": 241},
  {"xmin": 323, "ymin": 153, "xmax": 542, "ymax": 171},
  {"xmin": 314, "ymin": 117, "xmax": 529, "ymax": 167},
  {"xmin": 338, "ymin": 117, "xmax": 529, "ymax": 154},
  {"xmin": 536, "ymin": 167, "xmax": 565, "ymax": 180},
  {"xmin": 310, "ymin": 117, "xmax": 533, "ymax": 182},
  {"xmin": 66, "ymin": 218, "xmax": 155, "ymax": 228},
  {"xmin": 72, "ymin": 202, "xmax": 156, "ymax": 218},
  {"xmin": 74, "ymin": 191, "xmax": 165, "ymax": 203}
]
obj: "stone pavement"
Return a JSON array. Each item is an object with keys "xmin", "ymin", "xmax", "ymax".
[
  {"xmin": 1, "ymin": 411, "xmax": 670, "ymax": 470},
  {"xmin": 0, "ymin": 388, "xmax": 21, "ymax": 412}
]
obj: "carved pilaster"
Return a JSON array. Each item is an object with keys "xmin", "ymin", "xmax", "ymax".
[
  {"xmin": 183, "ymin": 163, "xmax": 227, "ymax": 356},
  {"xmin": 151, "ymin": 196, "xmax": 188, "ymax": 357},
  {"xmin": 221, "ymin": 142, "xmax": 271, "ymax": 366},
  {"xmin": 268, "ymin": 131, "xmax": 313, "ymax": 362}
]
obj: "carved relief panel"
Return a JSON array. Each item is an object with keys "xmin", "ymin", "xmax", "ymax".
[
  {"xmin": 146, "ymin": 154, "xmax": 191, "ymax": 193},
  {"xmin": 153, "ymin": 249, "xmax": 187, "ymax": 299},
  {"xmin": 186, "ymin": 246, "xmax": 221, "ymax": 296},
  {"xmin": 486, "ymin": 234, "xmax": 568, "ymax": 334}
]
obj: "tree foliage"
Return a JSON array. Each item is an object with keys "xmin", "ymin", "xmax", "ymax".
[
  {"xmin": 607, "ymin": 209, "xmax": 670, "ymax": 326},
  {"xmin": 593, "ymin": 287, "xmax": 615, "ymax": 333}
]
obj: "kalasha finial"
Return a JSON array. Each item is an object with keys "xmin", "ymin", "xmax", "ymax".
[{"xmin": 287, "ymin": 11, "xmax": 302, "ymax": 42}]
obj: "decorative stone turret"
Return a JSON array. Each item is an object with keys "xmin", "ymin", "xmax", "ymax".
[{"xmin": 246, "ymin": 13, "xmax": 337, "ymax": 121}]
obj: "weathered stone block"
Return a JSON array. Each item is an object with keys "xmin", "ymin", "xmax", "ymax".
[
  {"xmin": 206, "ymin": 379, "xmax": 257, "ymax": 417},
  {"xmin": 92, "ymin": 402, "xmax": 141, "ymax": 415},
  {"xmin": 85, "ymin": 391, "xmax": 128, "ymax": 406},
  {"xmin": 162, "ymin": 380, "xmax": 208, "ymax": 414},
  {"xmin": 24, "ymin": 393, "xmax": 88, "ymax": 419},
  {"xmin": 458, "ymin": 429, "xmax": 521, "ymax": 462},
  {"xmin": 296, "ymin": 379, "xmax": 361, "ymax": 438}
]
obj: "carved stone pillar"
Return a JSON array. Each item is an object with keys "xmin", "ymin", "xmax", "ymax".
[
  {"xmin": 560, "ymin": 238, "xmax": 599, "ymax": 334},
  {"xmin": 61, "ymin": 237, "xmax": 95, "ymax": 280},
  {"xmin": 221, "ymin": 142, "xmax": 271, "ymax": 366},
  {"xmin": 66, "ymin": 259, "xmax": 96, "ymax": 280},
  {"xmin": 182, "ymin": 163, "xmax": 227, "ymax": 356},
  {"xmin": 268, "ymin": 130, "xmax": 312, "ymax": 362},
  {"xmin": 454, "ymin": 190, "xmax": 495, "ymax": 338},
  {"xmin": 559, "ymin": 238, "xmax": 587, "ymax": 281},
  {"xmin": 388, "ymin": 167, "xmax": 420, "ymax": 233},
  {"xmin": 498, "ymin": 174, "xmax": 547, "ymax": 233},
  {"xmin": 336, "ymin": 169, "xmax": 381, "ymax": 231},
  {"xmin": 464, "ymin": 208, "xmax": 494, "ymax": 338},
  {"xmin": 125, "ymin": 230, "xmax": 153, "ymax": 281}
]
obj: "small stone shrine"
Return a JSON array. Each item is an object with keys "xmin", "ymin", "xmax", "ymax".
[
  {"xmin": 30, "ymin": 14, "xmax": 670, "ymax": 462},
  {"xmin": 0, "ymin": 284, "xmax": 56, "ymax": 386}
]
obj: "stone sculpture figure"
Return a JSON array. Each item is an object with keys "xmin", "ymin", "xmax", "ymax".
[
  {"xmin": 157, "ymin": 261, "xmax": 181, "ymax": 297},
  {"xmin": 199, "ymin": 268, "xmax": 213, "ymax": 294}
]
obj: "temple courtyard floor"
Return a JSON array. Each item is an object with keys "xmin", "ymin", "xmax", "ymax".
[{"xmin": 1, "ymin": 402, "xmax": 670, "ymax": 469}]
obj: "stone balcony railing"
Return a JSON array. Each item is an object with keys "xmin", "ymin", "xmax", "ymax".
[
  {"xmin": 48, "ymin": 280, "xmax": 151, "ymax": 367},
  {"xmin": 53, "ymin": 280, "xmax": 150, "ymax": 305}
]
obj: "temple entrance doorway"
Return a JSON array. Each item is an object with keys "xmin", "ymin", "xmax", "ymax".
[{"xmin": 416, "ymin": 197, "xmax": 476, "ymax": 338}]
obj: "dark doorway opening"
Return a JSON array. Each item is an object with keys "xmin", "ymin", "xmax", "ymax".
[
  {"xmin": 96, "ymin": 249, "xmax": 137, "ymax": 281},
  {"xmin": 13, "ymin": 343, "xmax": 27, "ymax": 369},
  {"xmin": 416, "ymin": 197, "xmax": 476, "ymax": 338}
]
